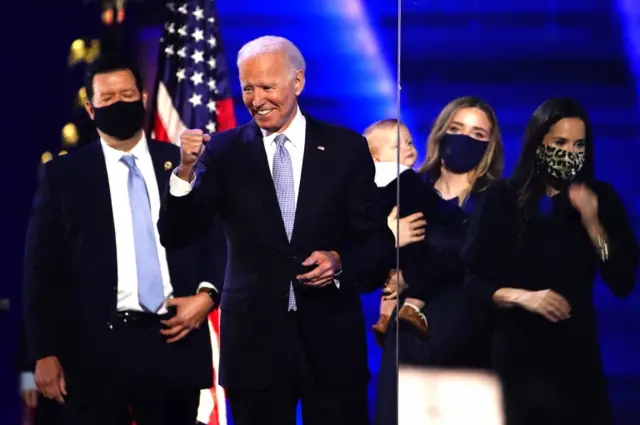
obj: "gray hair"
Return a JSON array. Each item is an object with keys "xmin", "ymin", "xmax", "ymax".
[{"xmin": 237, "ymin": 36, "xmax": 306, "ymax": 76}]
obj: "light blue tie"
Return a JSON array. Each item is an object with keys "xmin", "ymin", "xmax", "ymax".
[
  {"xmin": 120, "ymin": 155, "xmax": 165, "ymax": 313},
  {"xmin": 272, "ymin": 135, "xmax": 297, "ymax": 311}
]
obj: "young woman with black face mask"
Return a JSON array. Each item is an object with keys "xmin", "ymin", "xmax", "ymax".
[
  {"xmin": 462, "ymin": 98, "xmax": 639, "ymax": 425},
  {"xmin": 373, "ymin": 96, "xmax": 504, "ymax": 425}
]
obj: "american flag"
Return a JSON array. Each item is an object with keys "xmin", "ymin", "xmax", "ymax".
[
  {"xmin": 150, "ymin": 0, "xmax": 236, "ymax": 143},
  {"xmin": 149, "ymin": 2, "xmax": 233, "ymax": 425}
]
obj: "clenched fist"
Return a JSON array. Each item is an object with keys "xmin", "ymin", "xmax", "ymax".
[{"xmin": 178, "ymin": 129, "xmax": 210, "ymax": 180}]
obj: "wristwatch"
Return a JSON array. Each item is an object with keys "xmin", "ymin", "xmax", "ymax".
[{"xmin": 198, "ymin": 287, "xmax": 219, "ymax": 309}]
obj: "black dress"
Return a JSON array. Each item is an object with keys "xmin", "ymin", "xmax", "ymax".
[
  {"xmin": 373, "ymin": 184, "xmax": 494, "ymax": 425},
  {"xmin": 462, "ymin": 179, "xmax": 639, "ymax": 425}
]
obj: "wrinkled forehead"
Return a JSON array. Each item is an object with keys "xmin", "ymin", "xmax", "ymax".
[{"xmin": 238, "ymin": 51, "xmax": 291, "ymax": 80}]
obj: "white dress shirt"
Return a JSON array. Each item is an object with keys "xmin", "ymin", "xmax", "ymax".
[{"xmin": 101, "ymin": 135, "xmax": 175, "ymax": 313}]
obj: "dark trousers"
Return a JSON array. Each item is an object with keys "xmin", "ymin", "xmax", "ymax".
[
  {"xmin": 63, "ymin": 314, "xmax": 201, "ymax": 425},
  {"xmin": 64, "ymin": 381, "xmax": 198, "ymax": 425},
  {"xmin": 226, "ymin": 313, "xmax": 369, "ymax": 425},
  {"xmin": 32, "ymin": 395, "xmax": 65, "ymax": 425},
  {"xmin": 32, "ymin": 395, "xmax": 130, "ymax": 425}
]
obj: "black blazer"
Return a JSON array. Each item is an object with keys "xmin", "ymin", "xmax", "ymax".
[
  {"xmin": 16, "ymin": 320, "xmax": 31, "ymax": 374},
  {"xmin": 158, "ymin": 114, "xmax": 395, "ymax": 390},
  {"xmin": 375, "ymin": 170, "xmax": 468, "ymax": 275},
  {"xmin": 23, "ymin": 139, "xmax": 225, "ymax": 391}
]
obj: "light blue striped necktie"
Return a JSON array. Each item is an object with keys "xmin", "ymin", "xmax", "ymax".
[
  {"xmin": 120, "ymin": 155, "xmax": 165, "ymax": 313},
  {"xmin": 272, "ymin": 134, "xmax": 297, "ymax": 311}
]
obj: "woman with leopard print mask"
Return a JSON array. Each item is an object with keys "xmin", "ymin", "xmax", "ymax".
[{"xmin": 461, "ymin": 97, "xmax": 639, "ymax": 425}]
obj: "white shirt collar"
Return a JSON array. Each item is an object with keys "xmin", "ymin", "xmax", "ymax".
[
  {"xmin": 260, "ymin": 106, "xmax": 305, "ymax": 147},
  {"xmin": 100, "ymin": 133, "xmax": 149, "ymax": 163},
  {"xmin": 374, "ymin": 161, "xmax": 411, "ymax": 188}
]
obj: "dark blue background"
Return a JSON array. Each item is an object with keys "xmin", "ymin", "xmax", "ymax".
[{"xmin": 2, "ymin": 1, "xmax": 638, "ymax": 424}]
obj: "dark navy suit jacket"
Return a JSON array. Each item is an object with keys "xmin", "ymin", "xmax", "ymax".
[
  {"xmin": 158, "ymin": 115, "xmax": 395, "ymax": 390},
  {"xmin": 23, "ymin": 139, "xmax": 226, "ymax": 395}
]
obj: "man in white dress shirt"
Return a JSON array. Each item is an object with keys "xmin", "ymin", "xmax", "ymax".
[{"xmin": 23, "ymin": 57, "xmax": 226, "ymax": 425}]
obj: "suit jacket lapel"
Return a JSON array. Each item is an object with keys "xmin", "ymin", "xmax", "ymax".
[
  {"xmin": 291, "ymin": 117, "xmax": 325, "ymax": 248},
  {"xmin": 81, "ymin": 142, "xmax": 118, "ymax": 292},
  {"xmin": 147, "ymin": 140, "xmax": 175, "ymax": 195},
  {"xmin": 242, "ymin": 123, "xmax": 290, "ymax": 249}
]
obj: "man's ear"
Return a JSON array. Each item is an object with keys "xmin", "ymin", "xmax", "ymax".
[
  {"xmin": 84, "ymin": 101, "xmax": 95, "ymax": 120},
  {"xmin": 294, "ymin": 70, "xmax": 305, "ymax": 96}
]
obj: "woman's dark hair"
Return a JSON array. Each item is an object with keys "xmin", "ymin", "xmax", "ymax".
[{"xmin": 511, "ymin": 97, "xmax": 595, "ymax": 236}]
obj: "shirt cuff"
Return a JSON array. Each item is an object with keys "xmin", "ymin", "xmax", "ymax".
[
  {"xmin": 197, "ymin": 282, "xmax": 218, "ymax": 293},
  {"xmin": 169, "ymin": 169, "xmax": 196, "ymax": 197},
  {"xmin": 333, "ymin": 269, "xmax": 343, "ymax": 289},
  {"xmin": 20, "ymin": 372, "xmax": 36, "ymax": 392}
]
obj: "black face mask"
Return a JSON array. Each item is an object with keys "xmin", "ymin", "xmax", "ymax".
[
  {"xmin": 92, "ymin": 100, "xmax": 145, "ymax": 140},
  {"xmin": 439, "ymin": 134, "xmax": 489, "ymax": 174}
]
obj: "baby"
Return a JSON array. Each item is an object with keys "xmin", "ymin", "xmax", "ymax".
[
  {"xmin": 364, "ymin": 119, "xmax": 430, "ymax": 345},
  {"xmin": 365, "ymin": 118, "xmax": 418, "ymax": 183}
]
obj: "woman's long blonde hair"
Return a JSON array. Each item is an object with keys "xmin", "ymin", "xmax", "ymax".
[{"xmin": 417, "ymin": 96, "xmax": 504, "ymax": 205}]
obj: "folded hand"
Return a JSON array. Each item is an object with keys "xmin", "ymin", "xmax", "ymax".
[{"xmin": 160, "ymin": 293, "xmax": 213, "ymax": 343}]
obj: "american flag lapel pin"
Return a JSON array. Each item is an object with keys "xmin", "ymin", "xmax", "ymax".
[
  {"xmin": 164, "ymin": 161, "xmax": 173, "ymax": 171},
  {"xmin": 317, "ymin": 145, "xmax": 325, "ymax": 151}
]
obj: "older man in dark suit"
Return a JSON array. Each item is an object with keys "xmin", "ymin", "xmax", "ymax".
[
  {"xmin": 158, "ymin": 36, "xmax": 394, "ymax": 425},
  {"xmin": 23, "ymin": 57, "xmax": 225, "ymax": 425}
]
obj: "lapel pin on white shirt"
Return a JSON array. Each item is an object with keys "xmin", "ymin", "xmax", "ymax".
[
  {"xmin": 317, "ymin": 145, "xmax": 325, "ymax": 151},
  {"xmin": 164, "ymin": 161, "xmax": 173, "ymax": 171}
]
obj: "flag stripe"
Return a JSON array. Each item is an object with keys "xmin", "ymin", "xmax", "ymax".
[
  {"xmin": 215, "ymin": 98, "xmax": 236, "ymax": 131},
  {"xmin": 152, "ymin": 113, "xmax": 171, "ymax": 144},
  {"xmin": 197, "ymin": 311, "xmax": 226, "ymax": 425},
  {"xmin": 155, "ymin": 81, "xmax": 188, "ymax": 144},
  {"xmin": 209, "ymin": 310, "xmax": 226, "ymax": 425}
]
